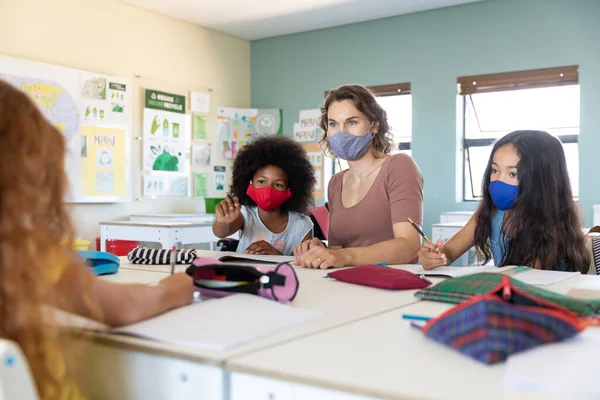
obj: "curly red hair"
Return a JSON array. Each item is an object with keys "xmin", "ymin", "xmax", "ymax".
[{"xmin": 0, "ymin": 80, "xmax": 81, "ymax": 399}]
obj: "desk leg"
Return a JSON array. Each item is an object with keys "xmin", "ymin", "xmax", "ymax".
[
  {"xmin": 100, "ymin": 226, "xmax": 107, "ymax": 252},
  {"xmin": 162, "ymin": 228, "xmax": 182, "ymax": 249}
]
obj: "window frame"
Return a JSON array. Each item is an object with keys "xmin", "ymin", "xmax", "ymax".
[{"xmin": 459, "ymin": 66, "xmax": 580, "ymax": 201}]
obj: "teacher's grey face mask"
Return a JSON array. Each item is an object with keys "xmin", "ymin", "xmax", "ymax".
[{"xmin": 327, "ymin": 126, "xmax": 373, "ymax": 161}]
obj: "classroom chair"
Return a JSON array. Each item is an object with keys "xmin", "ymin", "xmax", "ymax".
[
  {"xmin": 0, "ymin": 339, "xmax": 40, "ymax": 400},
  {"xmin": 216, "ymin": 204, "xmax": 330, "ymax": 252}
]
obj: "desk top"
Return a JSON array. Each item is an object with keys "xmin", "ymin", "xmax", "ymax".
[
  {"xmin": 228, "ymin": 274, "xmax": 598, "ymax": 400},
  {"xmin": 100, "ymin": 220, "xmax": 213, "ymax": 228},
  {"xmin": 87, "ymin": 251, "xmax": 437, "ymax": 365}
]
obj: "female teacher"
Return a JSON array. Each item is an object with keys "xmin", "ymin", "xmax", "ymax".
[{"xmin": 294, "ymin": 84, "xmax": 424, "ymax": 269}]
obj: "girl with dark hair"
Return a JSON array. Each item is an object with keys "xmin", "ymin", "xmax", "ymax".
[
  {"xmin": 294, "ymin": 84, "xmax": 424, "ymax": 269},
  {"xmin": 419, "ymin": 130, "xmax": 590, "ymax": 273},
  {"xmin": 212, "ymin": 135, "xmax": 316, "ymax": 256}
]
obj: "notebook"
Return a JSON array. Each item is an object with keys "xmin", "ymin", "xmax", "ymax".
[
  {"xmin": 112, "ymin": 294, "xmax": 321, "ymax": 351},
  {"xmin": 216, "ymin": 252, "xmax": 295, "ymax": 264},
  {"xmin": 55, "ymin": 295, "xmax": 322, "ymax": 351},
  {"xmin": 566, "ymin": 280, "xmax": 600, "ymax": 299},
  {"xmin": 400, "ymin": 265, "xmax": 579, "ymax": 286}
]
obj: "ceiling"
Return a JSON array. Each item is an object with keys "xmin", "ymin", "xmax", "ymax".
[{"xmin": 118, "ymin": 0, "xmax": 484, "ymax": 40}]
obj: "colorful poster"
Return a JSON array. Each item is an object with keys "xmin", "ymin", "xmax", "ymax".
[
  {"xmin": 299, "ymin": 109, "xmax": 320, "ymax": 128},
  {"xmin": 80, "ymin": 126, "xmax": 127, "ymax": 197},
  {"xmin": 213, "ymin": 165, "xmax": 226, "ymax": 191},
  {"xmin": 190, "ymin": 91, "xmax": 210, "ymax": 113},
  {"xmin": 142, "ymin": 89, "xmax": 188, "ymax": 174},
  {"xmin": 216, "ymin": 107, "xmax": 282, "ymax": 159},
  {"xmin": 293, "ymin": 123, "xmax": 318, "ymax": 142},
  {"xmin": 192, "ymin": 145, "xmax": 211, "ymax": 166},
  {"xmin": 0, "ymin": 54, "xmax": 132, "ymax": 202},
  {"xmin": 193, "ymin": 113, "xmax": 208, "ymax": 140},
  {"xmin": 194, "ymin": 173, "xmax": 209, "ymax": 198}
]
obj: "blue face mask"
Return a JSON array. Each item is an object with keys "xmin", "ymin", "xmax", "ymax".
[
  {"xmin": 488, "ymin": 180, "xmax": 519, "ymax": 210},
  {"xmin": 327, "ymin": 127, "xmax": 373, "ymax": 161}
]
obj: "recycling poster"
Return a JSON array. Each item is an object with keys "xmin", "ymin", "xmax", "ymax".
[{"xmin": 142, "ymin": 89, "xmax": 189, "ymax": 196}]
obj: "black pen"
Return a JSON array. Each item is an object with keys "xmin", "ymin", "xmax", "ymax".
[{"xmin": 407, "ymin": 218, "xmax": 441, "ymax": 254}]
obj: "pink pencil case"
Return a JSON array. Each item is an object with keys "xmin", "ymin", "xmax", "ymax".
[{"xmin": 185, "ymin": 257, "xmax": 299, "ymax": 302}]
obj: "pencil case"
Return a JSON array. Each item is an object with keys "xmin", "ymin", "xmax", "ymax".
[
  {"xmin": 327, "ymin": 265, "xmax": 432, "ymax": 290},
  {"xmin": 185, "ymin": 257, "xmax": 299, "ymax": 302},
  {"xmin": 78, "ymin": 250, "xmax": 120, "ymax": 275},
  {"xmin": 127, "ymin": 246, "xmax": 197, "ymax": 265}
]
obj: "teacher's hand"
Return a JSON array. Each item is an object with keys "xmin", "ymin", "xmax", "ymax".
[
  {"xmin": 293, "ymin": 238, "xmax": 325, "ymax": 258},
  {"xmin": 294, "ymin": 246, "xmax": 349, "ymax": 269}
]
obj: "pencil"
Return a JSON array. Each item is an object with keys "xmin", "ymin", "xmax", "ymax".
[
  {"xmin": 170, "ymin": 245, "xmax": 177, "ymax": 275},
  {"xmin": 407, "ymin": 218, "xmax": 441, "ymax": 254}
]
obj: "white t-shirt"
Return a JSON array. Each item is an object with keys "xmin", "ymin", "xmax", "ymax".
[{"xmin": 237, "ymin": 206, "xmax": 313, "ymax": 256}]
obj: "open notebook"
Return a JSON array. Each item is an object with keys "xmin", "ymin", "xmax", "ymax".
[
  {"xmin": 55, "ymin": 294, "xmax": 321, "ymax": 351},
  {"xmin": 400, "ymin": 265, "xmax": 580, "ymax": 286},
  {"xmin": 215, "ymin": 252, "xmax": 295, "ymax": 264}
]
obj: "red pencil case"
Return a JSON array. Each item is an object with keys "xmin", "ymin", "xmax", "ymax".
[{"xmin": 327, "ymin": 265, "xmax": 432, "ymax": 290}]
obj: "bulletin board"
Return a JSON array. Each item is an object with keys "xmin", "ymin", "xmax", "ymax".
[{"xmin": 302, "ymin": 142, "xmax": 324, "ymax": 202}]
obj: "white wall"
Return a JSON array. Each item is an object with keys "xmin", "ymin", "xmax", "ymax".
[{"xmin": 0, "ymin": 0, "xmax": 251, "ymax": 242}]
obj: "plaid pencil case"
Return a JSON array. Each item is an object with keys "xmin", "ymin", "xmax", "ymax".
[
  {"xmin": 415, "ymin": 272, "xmax": 600, "ymax": 317},
  {"xmin": 416, "ymin": 275, "xmax": 599, "ymax": 364},
  {"xmin": 127, "ymin": 246, "xmax": 197, "ymax": 265}
]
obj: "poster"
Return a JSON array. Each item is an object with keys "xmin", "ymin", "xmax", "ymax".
[
  {"xmin": 193, "ymin": 113, "xmax": 208, "ymax": 140},
  {"xmin": 194, "ymin": 173, "xmax": 209, "ymax": 198},
  {"xmin": 192, "ymin": 145, "xmax": 211, "ymax": 166},
  {"xmin": 294, "ymin": 123, "xmax": 318, "ymax": 142},
  {"xmin": 216, "ymin": 107, "xmax": 282, "ymax": 159},
  {"xmin": 190, "ymin": 91, "xmax": 210, "ymax": 113},
  {"xmin": 213, "ymin": 165, "xmax": 226, "ymax": 191},
  {"xmin": 167, "ymin": 176, "xmax": 189, "ymax": 196},
  {"xmin": 0, "ymin": 54, "xmax": 132, "ymax": 202},
  {"xmin": 307, "ymin": 152, "xmax": 323, "ymax": 167},
  {"xmin": 144, "ymin": 175, "xmax": 166, "ymax": 196},
  {"xmin": 314, "ymin": 169, "xmax": 322, "ymax": 190},
  {"xmin": 299, "ymin": 109, "xmax": 321, "ymax": 128},
  {"xmin": 142, "ymin": 89, "xmax": 187, "ymax": 174}
]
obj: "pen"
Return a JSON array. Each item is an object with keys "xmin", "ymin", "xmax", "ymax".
[
  {"xmin": 402, "ymin": 314, "xmax": 432, "ymax": 322},
  {"xmin": 407, "ymin": 218, "xmax": 441, "ymax": 254},
  {"xmin": 170, "ymin": 244, "xmax": 177, "ymax": 275}
]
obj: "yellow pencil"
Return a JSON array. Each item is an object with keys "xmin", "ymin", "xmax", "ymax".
[{"xmin": 407, "ymin": 218, "xmax": 441, "ymax": 254}]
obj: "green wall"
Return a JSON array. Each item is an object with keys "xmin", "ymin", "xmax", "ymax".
[{"xmin": 251, "ymin": 0, "xmax": 600, "ymax": 236}]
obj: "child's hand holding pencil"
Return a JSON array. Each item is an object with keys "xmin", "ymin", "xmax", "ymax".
[{"xmin": 407, "ymin": 218, "xmax": 448, "ymax": 270}]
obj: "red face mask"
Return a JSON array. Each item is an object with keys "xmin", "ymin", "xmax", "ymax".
[{"xmin": 246, "ymin": 183, "xmax": 292, "ymax": 212}]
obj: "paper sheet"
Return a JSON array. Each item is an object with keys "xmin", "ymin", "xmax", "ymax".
[
  {"xmin": 190, "ymin": 92, "xmax": 210, "ymax": 113},
  {"xmin": 217, "ymin": 252, "xmax": 295, "ymax": 264},
  {"xmin": 399, "ymin": 265, "xmax": 580, "ymax": 285},
  {"xmin": 113, "ymin": 294, "xmax": 322, "ymax": 351},
  {"xmin": 504, "ymin": 329, "xmax": 600, "ymax": 397}
]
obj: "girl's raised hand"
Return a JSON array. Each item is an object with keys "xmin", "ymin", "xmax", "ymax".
[
  {"xmin": 215, "ymin": 195, "xmax": 241, "ymax": 225},
  {"xmin": 418, "ymin": 239, "xmax": 448, "ymax": 270}
]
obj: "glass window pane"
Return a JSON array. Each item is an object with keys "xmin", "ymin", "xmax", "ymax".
[
  {"xmin": 376, "ymin": 94, "xmax": 412, "ymax": 147},
  {"xmin": 466, "ymin": 85, "xmax": 580, "ymax": 139},
  {"xmin": 465, "ymin": 145, "xmax": 493, "ymax": 200}
]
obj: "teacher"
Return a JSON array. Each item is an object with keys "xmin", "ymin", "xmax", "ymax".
[{"xmin": 294, "ymin": 84, "xmax": 424, "ymax": 269}]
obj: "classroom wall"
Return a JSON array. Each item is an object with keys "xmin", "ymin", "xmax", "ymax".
[
  {"xmin": 250, "ymin": 0, "xmax": 600, "ymax": 235},
  {"xmin": 0, "ymin": 0, "xmax": 251, "ymax": 242}
]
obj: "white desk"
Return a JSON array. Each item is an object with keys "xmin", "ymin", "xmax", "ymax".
[
  {"xmin": 99, "ymin": 268, "xmax": 167, "ymax": 285},
  {"xmin": 99, "ymin": 221, "xmax": 222, "ymax": 251},
  {"xmin": 440, "ymin": 210, "xmax": 474, "ymax": 224},
  {"xmin": 129, "ymin": 213, "xmax": 215, "ymax": 223},
  {"xmin": 227, "ymin": 274, "xmax": 598, "ymax": 400},
  {"xmin": 73, "ymin": 252, "xmax": 440, "ymax": 400}
]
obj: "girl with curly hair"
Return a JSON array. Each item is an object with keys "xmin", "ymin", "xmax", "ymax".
[
  {"xmin": 419, "ymin": 130, "xmax": 590, "ymax": 273},
  {"xmin": 212, "ymin": 135, "xmax": 316, "ymax": 256},
  {"xmin": 0, "ymin": 80, "xmax": 194, "ymax": 400}
]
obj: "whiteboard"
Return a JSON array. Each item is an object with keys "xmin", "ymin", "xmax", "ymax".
[{"xmin": 0, "ymin": 54, "xmax": 132, "ymax": 203}]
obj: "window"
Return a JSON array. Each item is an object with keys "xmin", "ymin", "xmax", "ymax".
[
  {"xmin": 459, "ymin": 66, "xmax": 580, "ymax": 200},
  {"xmin": 332, "ymin": 83, "xmax": 412, "ymax": 174}
]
